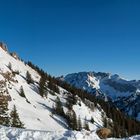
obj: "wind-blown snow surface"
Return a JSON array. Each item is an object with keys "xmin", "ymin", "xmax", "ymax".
[
  {"xmin": 0, "ymin": 126, "xmax": 101, "ymax": 140},
  {"xmin": 0, "ymin": 126, "xmax": 140, "ymax": 140},
  {"xmin": 0, "ymin": 47, "xmax": 107, "ymax": 139}
]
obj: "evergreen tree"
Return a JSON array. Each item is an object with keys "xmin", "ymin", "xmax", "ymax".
[
  {"xmin": 103, "ymin": 117, "xmax": 108, "ymax": 128},
  {"xmin": 90, "ymin": 117, "xmax": 94, "ymax": 124},
  {"xmin": 84, "ymin": 117, "xmax": 90, "ymax": 131},
  {"xmin": 8, "ymin": 62, "xmax": 12, "ymax": 70},
  {"xmin": 66, "ymin": 109, "xmax": 77, "ymax": 130},
  {"xmin": 72, "ymin": 110, "xmax": 78, "ymax": 130},
  {"xmin": 0, "ymin": 95, "xmax": 10, "ymax": 126},
  {"xmin": 19, "ymin": 86, "xmax": 26, "ymax": 98},
  {"xmin": 66, "ymin": 94, "xmax": 77, "ymax": 110},
  {"xmin": 39, "ymin": 75, "xmax": 47, "ymax": 97},
  {"xmin": 54, "ymin": 97, "xmax": 64, "ymax": 116},
  {"xmin": 10, "ymin": 105, "xmax": 24, "ymax": 128},
  {"xmin": 26, "ymin": 71, "xmax": 33, "ymax": 84},
  {"xmin": 48, "ymin": 80, "xmax": 59, "ymax": 94},
  {"xmin": 77, "ymin": 115, "xmax": 82, "ymax": 131}
]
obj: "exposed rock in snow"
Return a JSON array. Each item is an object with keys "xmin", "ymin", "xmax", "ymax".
[
  {"xmin": 10, "ymin": 52, "xmax": 19, "ymax": 60},
  {"xmin": 0, "ymin": 42, "xmax": 8, "ymax": 52}
]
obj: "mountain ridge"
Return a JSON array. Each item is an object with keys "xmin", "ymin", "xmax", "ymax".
[{"xmin": 63, "ymin": 71, "xmax": 140, "ymax": 121}]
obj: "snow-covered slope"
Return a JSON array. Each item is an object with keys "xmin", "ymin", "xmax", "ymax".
[
  {"xmin": 64, "ymin": 72, "xmax": 140, "ymax": 121},
  {"xmin": 0, "ymin": 47, "xmax": 65, "ymax": 131},
  {"xmin": 0, "ymin": 47, "xmax": 108, "ymax": 139}
]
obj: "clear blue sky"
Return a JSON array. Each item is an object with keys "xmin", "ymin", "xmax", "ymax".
[{"xmin": 0, "ymin": 0, "xmax": 140, "ymax": 80}]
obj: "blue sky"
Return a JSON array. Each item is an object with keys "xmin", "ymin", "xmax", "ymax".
[{"xmin": 0, "ymin": 0, "xmax": 140, "ymax": 79}]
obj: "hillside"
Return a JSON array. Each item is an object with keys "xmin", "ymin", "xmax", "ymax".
[{"xmin": 0, "ymin": 45, "xmax": 107, "ymax": 139}]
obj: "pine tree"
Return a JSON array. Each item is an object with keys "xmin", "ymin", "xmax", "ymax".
[
  {"xmin": 54, "ymin": 97, "xmax": 64, "ymax": 116},
  {"xmin": 39, "ymin": 75, "xmax": 47, "ymax": 97},
  {"xmin": 10, "ymin": 105, "xmax": 24, "ymax": 128},
  {"xmin": 72, "ymin": 112, "xmax": 78, "ymax": 130},
  {"xmin": 103, "ymin": 117, "xmax": 108, "ymax": 128},
  {"xmin": 77, "ymin": 115, "xmax": 82, "ymax": 131},
  {"xmin": 0, "ymin": 95, "xmax": 10, "ymax": 126},
  {"xmin": 19, "ymin": 86, "xmax": 26, "ymax": 98},
  {"xmin": 26, "ymin": 71, "xmax": 33, "ymax": 84},
  {"xmin": 71, "ymin": 110, "xmax": 77, "ymax": 130},
  {"xmin": 90, "ymin": 117, "xmax": 94, "ymax": 124},
  {"xmin": 48, "ymin": 80, "xmax": 59, "ymax": 94},
  {"xmin": 84, "ymin": 117, "xmax": 90, "ymax": 131},
  {"xmin": 8, "ymin": 62, "xmax": 12, "ymax": 70},
  {"xmin": 66, "ymin": 109, "xmax": 77, "ymax": 130}
]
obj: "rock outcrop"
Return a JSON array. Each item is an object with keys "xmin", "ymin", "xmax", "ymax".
[
  {"xmin": 96, "ymin": 128, "xmax": 112, "ymax": 139},
  {"xmin": 0, "ymin": 42, "xmax": 8, "ymax": 52},
  {"xmin": 10, "ymin": 52, "xmax": 19, "ymax": 60}
]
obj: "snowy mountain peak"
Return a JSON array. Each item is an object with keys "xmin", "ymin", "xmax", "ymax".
[
  {"xmin": 64, "ymin": 71, "xmax": 140, "ymax": 121},
  {"xmin": 64, "ymin": 72, "xmax": 100, "ymax": 92}
]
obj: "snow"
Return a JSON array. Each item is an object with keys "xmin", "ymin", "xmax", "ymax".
[
  {"xmin": 0, "ymin": 125, "xmax": 102, "ymax": 140},
  {"xmin": 65, "ymin": 72, "xmax": 100, "ymax": 93},
  {"xmin": 0, "ymin": 47, "xmax": 139, "ymax": 139},
  {"xmin": 64, "ymin": 71, "xmax": 140, "ymax": 98},
  {"xmin": 0, "ymin": 47, "xmax": 67, "ymax": 131},
  {"xmin": 99, "ymin": 82, "xmax": 132, "ymax": 100},
  {"xmin": 108, "ymin": 135, "xmax": 140, "ymax": 140},
  {"xmin": 0, "ymin": 125, "xmax": 140, "ymax": 140},
  {"xmin": 73, "ymin": 102, "xmax": 103, "ymax": 131},
  {"xmin": 0, "ymin": 47, "xmax": 107, "ymax": 139},
  {"xmin": 64, "ymin": 71, "xmax": 140, "ymax": 121}
]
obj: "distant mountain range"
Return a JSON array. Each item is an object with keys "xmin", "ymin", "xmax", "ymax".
[{"xmin": 63, "ymin": 71, "xmax": 140, "ymax": 121}]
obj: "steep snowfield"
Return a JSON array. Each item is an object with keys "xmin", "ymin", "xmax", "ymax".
[
  {"xmin": 0, "ymin": 47, "xmax": 66, "ymax": 131},
  {"xmin": 0, "ymin": 47, "xmax": 107, "ymax": 139}
]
